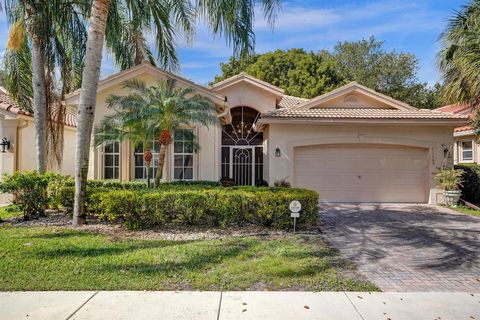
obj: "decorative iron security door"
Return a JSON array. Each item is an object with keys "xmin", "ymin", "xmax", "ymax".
[
  {"xmin": 221, "ymin": 107, "xmax": 263, "ymax": 185},
  {"xmin": 232, "ymin": 147, "xmax": 253, "ymax": 186}
]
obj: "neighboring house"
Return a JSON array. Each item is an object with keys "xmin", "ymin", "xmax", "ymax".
[
  {"xmin": 0, "ymin": 87, "xmax": 77, "ymax": 176},
  {"xmin": 436, "ymin": 103, "xmax": 479, "ymax": 165},
  {"xmin": 64, "ymin": 62, "xmax": 468, "ymax": 204},
  {"xmin": 0, "ymin": 87, "xmax": 77, "ymax": 202}
]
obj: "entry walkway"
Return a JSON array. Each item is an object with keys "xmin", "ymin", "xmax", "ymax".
[{"xmin": 1, "ymin": 291, "xmax": 479, "ymax": 319}]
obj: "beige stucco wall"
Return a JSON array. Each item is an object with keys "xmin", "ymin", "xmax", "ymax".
[
  {"xmin": 0, "ymin": 116, "xmax": 76, "ymax": 203},
  {"xmin": 315, "ymin": 92, "xmax": 393, "ymax": 109},
  {"xmin": 265, "ymin": 123, "xmax": 456, "ymax": 204},
  {"xmin": 82, "ymin": 72, "xmax": 223, "ymax": 181},
  {"xmin": 15, "ymin": 119, "xmax": 76, "ymax": 176},
  {"xmin": 213, "ymin": 82, "xmax": 279, "ymax": 114}
]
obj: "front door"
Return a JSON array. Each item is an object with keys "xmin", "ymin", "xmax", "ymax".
[
  {"xmin": 232, "ymin": 147, "xmax": 254, "ymax": 186},
  {"xmin": 221, "ymin": 106, "xmax": 264, "ymax": 186}
]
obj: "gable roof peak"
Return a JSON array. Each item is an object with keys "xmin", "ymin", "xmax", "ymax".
[
  {"xmin": 294, "ymin": 81, "xmax": 417, "ymax": 111},
  {"xmin": 210, "ymin": 72, "xmax": 284, "ymax": 97},
  {"xmin": 65, "ymin": 62, "xmax": 224, "ymax": 105}
]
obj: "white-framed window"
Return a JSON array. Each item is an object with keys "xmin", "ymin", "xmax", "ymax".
[
  {"xmin": 133, "ymin": 140, "xmax": 160, "ymax": 180},
  {"xmin": 460, "ymin": 140, "xmax": 474, "ymax": 162},
  {"xmin": 103, "ymin": 140, "xmax": 120, "ymax": 180},
  {"xmin": 173, "ymin": 129, "xmax": 194, "ymax": 180}
]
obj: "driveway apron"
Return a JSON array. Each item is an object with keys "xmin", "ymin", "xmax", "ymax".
[{"xmin": 320, "ymin": 204, "xmax": 480, "ymax": 292}]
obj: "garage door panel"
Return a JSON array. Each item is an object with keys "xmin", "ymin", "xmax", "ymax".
[{"xmin": 294, "ymin": 145, "xmax": 428, "ymax": 203}]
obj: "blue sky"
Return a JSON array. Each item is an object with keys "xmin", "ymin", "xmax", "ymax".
[{"xmin": 0, "ymin": 0, "xmax": 468, "ymax": 87}]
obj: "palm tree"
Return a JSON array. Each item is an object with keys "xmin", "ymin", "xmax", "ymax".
[
  {"xmin": 98, "ymin": 79, "xmax": 219, "ymax": 186},
  {"xmin": 93, "ymin": 82, "xmax": 159, "ymax": 187},
  {"xmin": 73, "ymin": 0, "xmax": 281, "ymax": 225},
  {"xmin": 438, "ymin": 0, "xmax": 480, "ymax": 109},
  {"xmin": 3, "ymin": 0, "xmax": 87, "ymax": 171}
]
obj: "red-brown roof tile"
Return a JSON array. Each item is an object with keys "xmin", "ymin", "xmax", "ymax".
[
  {"xmin": 0, "ymin": 87, "xmax": 77, "ymax": 127},
  {"xmin": 262, "ymin": 107, "xmax": 469, "ymax": 120},
  {"xmin": 435, "ymin": 103, "xmax": 475, "ymax": 133}
]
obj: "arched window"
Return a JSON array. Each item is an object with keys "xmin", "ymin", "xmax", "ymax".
[
  {"xmin": 222, "ymin": 106, "xmax": 263, "ymax": 146},
  {"xmin": 221, "ymin": 107, "xmax": 263, "ymax": 185}
]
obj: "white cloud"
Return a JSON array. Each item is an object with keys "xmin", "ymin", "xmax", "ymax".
[
  {"xmin": 255, "ymin": 7, "xmax": 341, "ymax": 31},
  {"xmin": 181, "ymin": 61, "xmax": 219, "ymax": 69}
]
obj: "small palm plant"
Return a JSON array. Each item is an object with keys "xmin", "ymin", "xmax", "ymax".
[
  {"xmin": 435, "ymin": 168, "xmax": 464, "ymax": 206},
  {"xmin": 96, "ymin": 79, "xmax": 219, "ymax": 186},
  {"xmin": 435, "ymin": 168, "xmax": 464, "ymax": 191},
  {"xmin": 94, "ymin": 94, "xmax": 158, "ymax": 187}
]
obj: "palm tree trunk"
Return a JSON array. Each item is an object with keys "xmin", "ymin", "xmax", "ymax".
[
  {"xmin": 73, "ymin": 0, "xmax": 111, "ymax": 226},
  {"xmin": 29, "ymin": 26, "xmax": 47, "ymax": 174},
  {"xmin": 146, "ymin": 162, "xmax": 151, "ymax": 188},
  {"xmin": 155, "ymin": 144, "xmax": 167, "ymax": 187},
  {"xmin": 143, "ymin": 146, "xmax": 152, "ymax": 188}
]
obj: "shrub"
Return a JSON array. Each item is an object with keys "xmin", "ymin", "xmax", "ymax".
[
  {"xmin": 455, "ymin": 164, "xmax": 480, "ymax": 204},
  {"xmin": 0, "ymin": 171, "xmax": 50, "ymax": 220},
  {"xmin": 274, "ymin": 178, "xmax": 291, "ymax": 188},
  {"xmin": 56, "ymin": 179, "xmax": 221, "ymax": 213},
  {"xmin": 93, "ymin": 187, "xmax": 319, "ymax": 230},
  {"xmin": 434, "ymin": 168, "xmax": 464, "ymax": 191},
  {"xmin": 255, "ymin": 179, "xmax": 269, "ymax": 187},
  {"xmin": 63, "ymin": 179, "xmax": 220, "ymax": 189},
  {"xmin": 46, "ymin": 173, "xmax": 70, "ymax": 210},
  {"xmin": 220, "ymin": 177, "xmax": 235, "ymax": 187}
]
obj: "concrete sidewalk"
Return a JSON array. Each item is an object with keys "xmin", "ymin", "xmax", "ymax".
[{"xmin": 1, "ymin": 291, "xmax": 479, "ymax": 320}]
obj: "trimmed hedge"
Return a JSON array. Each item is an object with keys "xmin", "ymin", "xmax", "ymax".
[
  {"xmin": 95, "ymin": 187, "xmax": 319, "ymax": 230},
  {"xmin": 58, "ymin": 180, "xmax": 222, "ymax": 213},
  {"xmin": 1, "ymin": 171, "xmax": 318, "ymax": 230},
  {"xmin": 63, "ymin": 179, "xmax": 221, "ymax": 189},
  {"xmin": 455, "ymin": 164, "xmax": 480, "ymax": 204}
]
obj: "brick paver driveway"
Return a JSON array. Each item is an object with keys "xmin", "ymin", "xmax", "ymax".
[{"xmin": 320, "ymin": 204, "xmax": 480, "ymax": 292}]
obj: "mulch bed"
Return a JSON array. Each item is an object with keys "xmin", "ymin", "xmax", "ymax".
[{"xmin": 2, "ymin": 211, "xmax": 319, "ymax": 241}]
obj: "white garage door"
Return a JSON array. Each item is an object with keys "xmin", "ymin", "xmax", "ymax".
[{"xmin": 294, "ymin": 144, "xmax": 428, "ymax": 203}]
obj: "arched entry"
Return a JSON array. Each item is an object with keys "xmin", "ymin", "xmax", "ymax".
[{"xmin": 221, "ymin": 106, "xmax": 263, "ymax": 185}]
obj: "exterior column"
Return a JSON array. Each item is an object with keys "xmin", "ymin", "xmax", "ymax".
[
  {"xmin": 0, "ymin": 116, "xmax": 17, "ymax": 203},
  {"xmin": 453, "ymin": 140, "xmax": 458, "ymax": 164},
  {"xmin": 121, "ymin": 140, "xmax": 130, "ymax": 181}
]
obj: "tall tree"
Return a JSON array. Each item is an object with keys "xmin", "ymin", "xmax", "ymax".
[
  {"xmin": 214, "ymin": 49, "xmax": 340, "ymax": 98},
  {"xmin": 73, "ymin": 0, "xmax": 281, "ymax": 226},
  {"xmin": 213, "ymin": 38, "xmax": 444, "ymax": 108},
  {"xmin": 213, "ymin": 53, "xmax": 259, "ymax": 83},
  {"xmin": 3, "ymin": 0, "xmax": 87, "ymax": 170},
  {"xmin": 438, "ymin": 0, "xmax": 480, "ymax": 110},
  {"xmin": 333, "ymin": 37, "xmax": 443, "ymax": 108},
  {"xmin": 4, "ymin": 2, "xmax": 48, "ymax": 173},
  {"xmin": 0, "ymin": 69, "xmax": 5, "ymax": 87}
]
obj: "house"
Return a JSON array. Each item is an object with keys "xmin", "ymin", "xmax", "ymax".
[
  {"xmin": 2, "ymin": 62, "xmax": 468, "ymax": 204},
  {"xmin": 435, "ymin": 103, "xmax": 479, "ymax": 164},
  {"xmin": 63, "ymin": 62, "xmax": 469, "ymax": 204},
  {"xmin": 0, "ymin": 87, "xmax": 77, "ymax": 177},
  {"xmin": 0, "ymin": 87, "xmax": 77, "ymax": 202}
]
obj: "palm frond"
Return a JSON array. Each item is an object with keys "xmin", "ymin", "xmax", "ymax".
[{"xmin": 438, "ymin": 0, "xmax": 480, "ymax": 106}]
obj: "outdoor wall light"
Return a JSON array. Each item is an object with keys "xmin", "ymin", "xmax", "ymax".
[
  {"xmin": 443, "ymin": 148, "xmax": 449, "ymax": 158},
  {"xmin": 0, "ymin": 137, "xmax": 10, "ymax": 153},
  {"xmin": 275, "ymin": 147, "xmax": 281, "ymax": 157},
  {"xmin": 441, "ymin": 143, "xmax": 449, "ymax": 158}
]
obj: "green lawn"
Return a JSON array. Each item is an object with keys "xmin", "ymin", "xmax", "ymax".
[
  {"xmin": 449, "ymin": 204, "xmax": 480, "ymax": 217},
  {"xmin": 0, "ymin": 205, "xmax": 22, "ymax": 220},
  {"xmin": 0, "ymin": 226, "xmax": 376, "ymax": 291}
]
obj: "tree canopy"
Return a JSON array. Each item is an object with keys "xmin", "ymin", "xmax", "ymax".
[
  {"xmin": 0, "ymin": 69, "xmax": 5, "ymax": 87},
  {"xmin": 213, "ymin": 37, "xmax": 444, "ymax": 109},
  {"xmin": 438, "ymin": 0, "xmax": 480, "ymax": 108}
]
